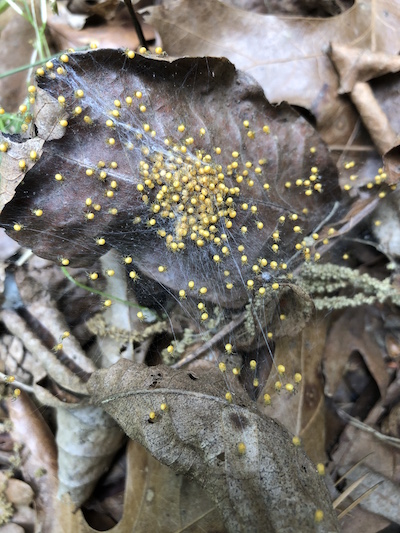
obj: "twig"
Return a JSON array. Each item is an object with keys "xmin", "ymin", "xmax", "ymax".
[
  {"xmin": 337, "ymin": 408, "xmax": 400, "ymax": 449},
  {"xmin": 0, "ymin": 371, "xmax": 34, "ymax": 393},
  {"xmin": 172, "ymin": 312, "xmax": 246, "ymax": 369},
  {"xmin": 124, "ymin": 0, "xmax": 147, "ymax": 48},
  {"xmin": 337, "ymin": 482, "xmax": 383, "ymax": 519}
]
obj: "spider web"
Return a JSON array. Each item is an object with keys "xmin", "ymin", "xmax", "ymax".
[{"xmin": 0, "ymin": 48, "xmax": 341, "ymax": 453}]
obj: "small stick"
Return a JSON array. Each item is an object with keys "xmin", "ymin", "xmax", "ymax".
[
  {"xmin": 172, "ymin": 312, "xmax": 246, "ymax": 369},
  {"xmin": 124, "ymin": 0, "xmax": 147, "ymax": 48}
]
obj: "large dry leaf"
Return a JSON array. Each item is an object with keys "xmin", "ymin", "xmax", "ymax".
[
  {"xmin": 88, "ymin": 358, "xmax": 340, "ymax": 533},
  {"xmin": 0, "ymin": 49, "xmax": 339, "ymax": 309},
  {"xmin": 144, "ymin": 0, "xmax": 400, "ymax": 144},
  {"xmin": 332, "ymin": 423, "xmax": 400, "ymax": 524}
]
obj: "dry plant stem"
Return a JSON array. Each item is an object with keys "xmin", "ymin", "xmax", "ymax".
[
  {"xmin": 337, "ymin": 409, "xmax": 400, "ymax": 450},
  {"xmin": 337, "ymin": 482, "xmax": 384, "ymax": 520},
  {"xmin": 333, "ymin": 473, "xmax": 369, "ymax": 509},
  {"xmin": 24, "ymin": 293, "xmax": 97, "ymax": 375},
  {"xmin": 0, "ymin": 371, "xmax": 34, "ymax": 393},
  {"xmin": 0, "ymin": 309, "xmax": 88, "ymax": 395},
  {"xmin": 172, "ymin": 312, "xmax": 246, "ymax": 369},
  {"xmin": 124, "ymin": 0, "xmax": 147, "ymax": 47},
  {"xmin": 334, "ymin": 454, "xmax": 373, "ymax": 487}
]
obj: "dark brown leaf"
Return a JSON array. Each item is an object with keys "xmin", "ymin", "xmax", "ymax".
[{"xmin": 0, "ymin": 49, "xmax": 340, "ymax": 309}]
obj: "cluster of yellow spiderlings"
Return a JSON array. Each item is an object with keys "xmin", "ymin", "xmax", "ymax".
[
  {"xmin": 3, "ymin": 375, "xmax": 21, "ymax": 401},
  {"xmin": 5, "ymin": 48, "xmax": 338, "ymax": 324},
  {"xmin": 2, "ymin": 50, "xmax": 365, "ymax": 528}
]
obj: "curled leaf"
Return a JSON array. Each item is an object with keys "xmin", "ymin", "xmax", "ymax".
[{"xmin": 88, "ymin": 358, "xmax": 339, "ymax": 533}]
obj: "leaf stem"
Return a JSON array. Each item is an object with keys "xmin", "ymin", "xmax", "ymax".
[{"xmin": 60, "ymin": 266, "xmax": 151, "ymax": 313}]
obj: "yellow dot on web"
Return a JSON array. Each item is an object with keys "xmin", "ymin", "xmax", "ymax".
[{"xmin": 237, "ymin": 442, "xmax": 246, "ymax": 454}]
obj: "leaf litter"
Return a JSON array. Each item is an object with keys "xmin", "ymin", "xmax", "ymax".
[{"xmin": 3, "ymin": 3, "xmax": 397, "ymax": 531}]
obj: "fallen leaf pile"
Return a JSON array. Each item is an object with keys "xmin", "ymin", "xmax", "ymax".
[{"xmin": 0, "ymin": 0, "xmax": 400, "ymax": 531}]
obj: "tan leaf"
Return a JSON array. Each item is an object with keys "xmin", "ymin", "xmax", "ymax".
[
  {"xmin": 52, "ymin": 439, "xmax": 226, "ymax": 533},
  {"xmin": 7, "ymin": 391, "xmax": 58, "ymax": 533},
  {"xmin": 258, "ymin": 316, "xmax": 328, "ymax": 463},
  {"xmin": 144, "ymin": 0, "xmax": 400, "ymax": 144}
]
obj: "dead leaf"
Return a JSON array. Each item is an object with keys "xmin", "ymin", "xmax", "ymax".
[
  {"xmin": 7, "ymin": 391, "xmax": 58, "ymax": 533},
  {"xmin": 0, "ymin": 309, "xmax": 88, "ymax": 395},
  {"xmin": 0, "ymin": 137, "xmax": 44, "ymax": 214},
  {"xmin": 223, "ymin": 0, "xmax": 351, "ymax": 16},
  {"xmin": 323, "ymin": 307, "xmax": 390, "ymax": 399},
  {"xmin": 332, "ymin": 424, "xmax": 400, "ymax": 524},
  {"xmin": 48, "ymin": 5, "xmax": 155, "ymax": 50},
  {"xmin": 0, "ymin": 49, "xmax": 340, "ymax": 309},
  {"xmin": 53, "ymin": 439, "xmax": 226, "ymax": 533},
  {"xmin": 119, "ymin": 440, "xmax": 226, "ymax": 533},
  {"xmin": 330, "ymin": 43, "xmax": 400, "ymax": 158},
  {"xmin": 56, "ymin": 404, "xmax": 126, "ymax": 506},
  {"xmin": 88, "ymin": 358, "xmax": 340, "ymax": 533},
  {"xmin": 0, "ymin": 12, "xmax": 36, "ymax": 112},
  {"xmin": 372, "ymin": 190, "xmax": 400, "ymax": 258},
  {"xmin": 340, "ymin": 506, "xmax": 391, "ymax": 533},
  {"xmin": 329, "ymin": 44, "xmax": 400, "ymax": 94},
  {"xmin": 258, "ymin": 316, "xmax": 328, "ymax": 463},
  {"xmin": 144, "ymin": 0, "xmax": 400, "ymax": 144}
]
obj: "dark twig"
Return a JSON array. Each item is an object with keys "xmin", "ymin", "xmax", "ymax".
[{"xmin": 124, "ymin": 0, "xmax": 148, "ymax": 48}]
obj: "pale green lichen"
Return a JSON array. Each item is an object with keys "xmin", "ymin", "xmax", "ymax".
[
  {"xmin": 86, "ymin": 313, "xmax": 168, "ymax": 343},
  {"xmin": 299, "ymin": 263, "xmax": 400, "ymax": 310},
  {"xmin": 0, "ymin": 480, "xmax": 14, "ymax": 526}
]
